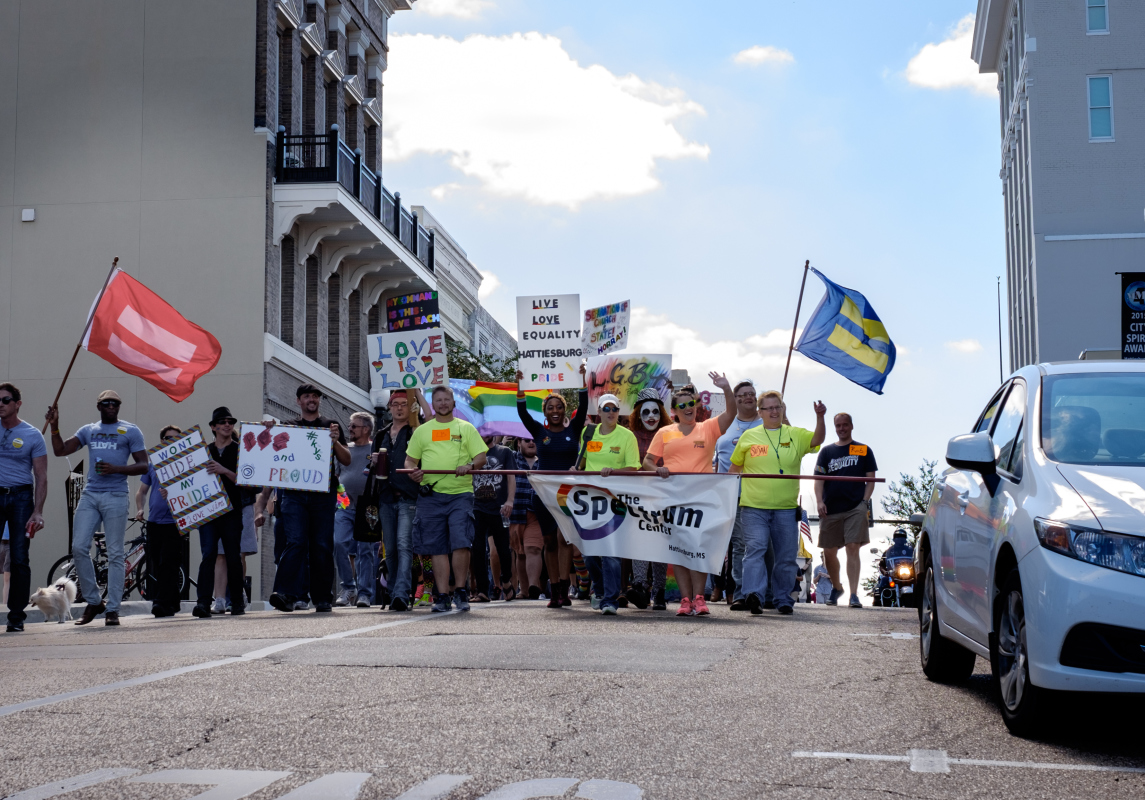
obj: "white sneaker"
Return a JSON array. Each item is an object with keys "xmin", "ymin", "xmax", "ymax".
[
  {"xmin": 335, "ymin": 589, "xmax": 354, "ymax": 607},
  {"xmin": 590, "ymin": 596, "xmax": 601, "ymax": 610},
  {"xmin": 211, "ymin": 597, "xmax": 226, "ymax": 614},
  {"xmin": 293, "ymin": 600, "xmax": 310, "ymax": 611}
]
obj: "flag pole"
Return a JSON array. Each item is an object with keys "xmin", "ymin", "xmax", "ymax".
[
  {"xmin": 42, "ymin": 257, "xmax": 120, "ymax": 434},
  {"xmin": 780, "ymin": 260, "xmax": 810, "ymax": 397}
]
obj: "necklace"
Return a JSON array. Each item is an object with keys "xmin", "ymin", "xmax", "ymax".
[{"xmin": 763, "ymin": 425, "xmax": 784, "ymax": 474}]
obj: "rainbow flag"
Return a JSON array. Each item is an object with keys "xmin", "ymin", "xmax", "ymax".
[{"xmin": 468, "ymin": 382, "xmax": 547, "ymax": 438}]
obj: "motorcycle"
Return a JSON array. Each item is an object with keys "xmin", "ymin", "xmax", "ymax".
[{"xmin": 870, "ymin": 528, "xmax": 917, "ymax": 608}]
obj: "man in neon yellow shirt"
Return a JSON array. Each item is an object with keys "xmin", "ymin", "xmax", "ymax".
[
  {"xmin": 405, "ymin": 386, "xmax": 488, "ymax": 613},
  {"xmin": 730, "ymin": 390, "xmax": 825, "ymax": 616},
  {"xmin": 580, "ymin": 393, "xmax": 641, "ymax": 615}
]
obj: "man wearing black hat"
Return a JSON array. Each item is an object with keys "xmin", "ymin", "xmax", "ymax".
[
  {"xmin": 191, "ymin": 407, "xmax": 246, "ymax": 618},
  {"xmin": 254, "ymin": 383, "xmax": 350, "ymax": 612}
]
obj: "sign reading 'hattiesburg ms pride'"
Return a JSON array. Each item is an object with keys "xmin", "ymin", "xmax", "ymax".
[{"xmin": 516, "ymin": 294, "xmax": 583, "ymax": 390}]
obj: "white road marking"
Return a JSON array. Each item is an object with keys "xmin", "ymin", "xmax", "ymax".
[
  {"xmin": 575, "ymin": 779, "xmax": 644, "ymax": 799},
  {"xmin": 851, "ymin": 632, "xmax": 918, "ymax": 640},
  {"xmin": 0, "ymin": 611, "xmax": 456, "ymax": 718},
  {"xmin": 392, "ymin": 775, "xmax": 473, "ymax": 800},
  {"xmin": 5, "ymin": 768, "xmax": 141, "ymax": 800},
  {"xmin": 129, "ymin": 769, "xmax": 292, "ymax": 800},
  {"xmin": 908, "ymin": 749, "xmax": 950, "ymax": 773},
  {"xmin": 793, "ymin": 750, "xmax": 1145, "ymax": 774},
  {"xmin": 475, "ymin": 778, "xmax": 579, "ymax": 800},
  {"xmin": 276, "ymin": 772, "xmax": 374, "ymax": 799}
]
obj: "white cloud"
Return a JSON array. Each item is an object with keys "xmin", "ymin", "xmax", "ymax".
[
  {"xmin": 905, "ymin": 14, "xmax": 996, "ymax": 96},
  {"xmin": 477, "ymin": 269, "xmax": 501, "ymax": 301},
  {"xmin": 383, "ymin": 32, "xmax": 710, "ymax": 208},
  {"xmin": 733, "ymin": 45, "xmax": 795, "ymax": 66},
  {"xmin": 416, "ymin": 0, "xmax": 493, "ymax": 19},
  {"xmin": 945, "ymin": 338, "xmax": 983, "ymax": 354}
]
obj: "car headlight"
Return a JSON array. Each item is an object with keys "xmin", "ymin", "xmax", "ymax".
[{"xmin": 1034, "ymin": 518, "xmax": 1145, "ymax": 578}]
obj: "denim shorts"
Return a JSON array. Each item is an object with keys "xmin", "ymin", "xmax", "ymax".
[{"xmin": 413, "ymin": 491, "xmax": 475, "ymax": 555}]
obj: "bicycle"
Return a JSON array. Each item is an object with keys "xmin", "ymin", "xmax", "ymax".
[{"xmin": 46, "ymin": 518, "xmax": 193, "ymax": 604}]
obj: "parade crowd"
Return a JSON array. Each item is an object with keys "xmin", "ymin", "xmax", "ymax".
[{"xmin": 0, "ymin": 372, "xmax": 877, "ymax": 631}]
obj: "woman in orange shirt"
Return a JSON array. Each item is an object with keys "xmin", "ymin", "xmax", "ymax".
[{"xmin": 643, "ymin": 375, "xmax": 737, "ymax": 616}]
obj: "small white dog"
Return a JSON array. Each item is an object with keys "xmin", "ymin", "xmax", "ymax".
[{"xmin": 28, "ymin": 578, "xmax": 78, "ymax": 623}]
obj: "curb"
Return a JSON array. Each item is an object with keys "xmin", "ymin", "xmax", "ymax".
[{"xmin": 18, "ymin": 600, "xmax": 271, "ymax": 625}]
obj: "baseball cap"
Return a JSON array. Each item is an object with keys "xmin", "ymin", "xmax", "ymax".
[
  {"xmin": 296, "ymin": 383, "xmax": 324, "ymax": 398},
  {"xmin": 598, "ymin": 393, "xmax": 622, "ymax": 410},
  {"xmin": 97, "ymin": 390, "xmax": 122, "ymax": 403}
]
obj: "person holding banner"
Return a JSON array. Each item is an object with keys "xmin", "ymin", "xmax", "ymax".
[
  {"xmin": 404, "ymin": 385, "xmax": 488, "ymax": 614},
  {"xmin": 643, "ymin": 377, "xmax": 737, "ymax": 617},
  {"xmin": 374, "ymin": 390, "xmax": 420, "ymax": 613},
  {"xmin": 715, "ymin": 381, "xmax": 764, "ymax": 610},
  {"xmin": 515, "ymin": 365, "xmax": 588, "ymax": 609},
  {"xmin": 136, "ymin": 424, "xmax": 184, "ymax": 617},
  {"xmin": 191, "ymin": 407, "xmax": 247, "ymax": 618},
  {"xmin": 729, "ymin": 391, "xmax": 826, "ymax": 616},
  {"xmin": 626, "ymin": 388, "xmax": 672, "ymax": 610}
]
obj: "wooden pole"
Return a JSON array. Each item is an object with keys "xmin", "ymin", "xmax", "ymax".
[
  {"xmin": 41, "ymin": 257, "xmax": 120, "ymax": 434},
  {"xmin": 397, "ymin": 469, "xmax": 884, "ymax": 483},
  {"xmin": 780, "ymin": 260, "xmax": 811, "ymax": 397}
]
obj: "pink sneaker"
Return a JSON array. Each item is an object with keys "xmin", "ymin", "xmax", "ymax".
[
  {"xmin": 676, "ymin": 597, "xmax": 693, "ymax": 616},
  {"xmin": 692, "ymin": 595, "xmax": 710, "ymax": 616}
]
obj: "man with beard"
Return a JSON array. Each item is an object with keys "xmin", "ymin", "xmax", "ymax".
[{"xmin": 714, "ymin": 380, "xmax": 763, "ymax": 610}]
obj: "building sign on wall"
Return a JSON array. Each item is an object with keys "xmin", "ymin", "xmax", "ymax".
[
  {"xmin": 387, "ymin": 291, "xmax": 440, "ymax": 332},
  {"xmin": 1122, "ymin": 273, "xmax": 1145, "ymax": 359}
]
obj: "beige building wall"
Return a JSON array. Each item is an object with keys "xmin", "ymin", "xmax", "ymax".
[{"xmin": 0, "ymin": 1, "xmax": 270, "ymax": 591}]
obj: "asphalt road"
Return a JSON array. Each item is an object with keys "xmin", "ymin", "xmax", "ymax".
[{"xmin": 2, "ymin": 599, "xmax": 1144, "ymax": 800}]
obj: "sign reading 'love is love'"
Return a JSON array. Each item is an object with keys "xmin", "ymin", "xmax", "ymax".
[
  {"xmin": 366, "ymin": 327, "xmax": 449, "ymax": 406},
  {"xmin": 236, "ymin": 423, "xmax": 332, "ymax": 492}
]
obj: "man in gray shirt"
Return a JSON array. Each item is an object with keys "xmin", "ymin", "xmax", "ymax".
[
  {"xmin": 714, "ymin": 380, "xmax": 763, "ymax": 610},
  {"xmin": 333, "ymin": 412, "xmax": 377, "ymax": 607}
]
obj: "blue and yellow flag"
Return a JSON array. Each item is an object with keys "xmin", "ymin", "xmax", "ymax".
[{"xmin": 795, "ymin": 268, "xmax": 896, "ymax": 394}]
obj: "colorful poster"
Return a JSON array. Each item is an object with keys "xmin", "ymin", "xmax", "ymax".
[
  {"xmin": 581, "ymin": 300, "xmax": 630, "ymax": 357},
  {"xmin": 387, "ymin": 291, "xmax": 440, "ymax": 332},
  {"xmin": 516, "ymin": 294, "xmax": 582, "ymax": 390},
  {"xmin": 586, "ymin": 353, "xmax": 672, "ymax": 414},
  {"xmin": 236, "ymin": 422, "xmax": 333, "ymax": 492},
  {"xmin": 146, "ymin": 426, "xmax": 232, "ymax": 532},
  {"xmin": 530, "ymin": 473, "xmax": 739, "ymax": 573},
  {"xmin": 367, "ymin": 327, "xmax": 449, "ymax": 406}
]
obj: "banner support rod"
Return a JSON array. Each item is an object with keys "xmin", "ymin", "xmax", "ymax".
[{"xmin": 781, "ymin": 259, "xmax": 810, "ymax": 398}]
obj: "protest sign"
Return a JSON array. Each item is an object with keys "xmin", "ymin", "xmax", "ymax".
[
  {"xmin": 367, "ymin": 327, "xmax": 448, "ymax": 406},
  {"xmin": 146, "ymin": 426, "xmax": 232, "ymax": 532},
  {"xmin": 581, "ymin": 300, "xmax": 630, "ymax": 357},
  {"xmin": 236, "ymin": 422, "xmax": 332, "ymax": 492},
  {"xmin": 530, "ymin": 474, "xmax": 739, "ymax": 573},
  {"xmin": 516, "ymin": 294, "xmax": 582, "ymax": 390},
  {"xmin": 586, "ymin": 353, "xmax": 672, "ymax": 414},
  {"xmin": 387, "ymin": 291, "xmax": 440, "ymax": 332}
]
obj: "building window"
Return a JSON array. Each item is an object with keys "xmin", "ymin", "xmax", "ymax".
[
  {"xmin": 1087, "ymin": 75, "xmax": 1114, "ymax": 140},
  {"xmin": 1087, "ymin": 0, "xmax": 1108, "ymax": 33}
]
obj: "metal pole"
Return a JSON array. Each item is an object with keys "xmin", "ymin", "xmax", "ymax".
[
  {"xmin": 397, "ymin": 469, "xmax": 884, "ymax": 483},
  {"xmin": 781, "ymin": 260, "xmax": 811, "ymax": 397},
  {"xmin": 997, "ymin": 276, "xmax": 1004, "ymax": 383}
]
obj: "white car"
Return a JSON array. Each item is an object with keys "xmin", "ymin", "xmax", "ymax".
[{"xmin": 916, "ymin": 361, "xmax": 1145, "ymax": 735}]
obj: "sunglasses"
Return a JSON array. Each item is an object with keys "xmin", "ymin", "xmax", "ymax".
[
  {"xmin": 98, "ymin": 400, "xmax": 121, "ymax": 407},
  {"xmin": 674, "ymin": 399, "xmax": 696, "ymax": 409},
  {"xmin": 761, "ymin": 405, "xmax": 783, "ymax": 412},
  {"xmin": 639, "ymin": 407, "xmax": 660, "ymax": 417},
  {"xmin": 601, "ymin": 406, "xmax": 620, "ymax": 413},
  {"xmin": 0, "ymin": 397, "xmax": 14, "ymax": 405}
]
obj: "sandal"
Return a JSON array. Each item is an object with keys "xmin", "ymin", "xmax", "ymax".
[
  {"xmin": 502, "ymin": 585, "xmax": 517, "ymax": 602},
  {"xmin": 474, "ymin": 593, "xmax": 491, "ymax": 603}
]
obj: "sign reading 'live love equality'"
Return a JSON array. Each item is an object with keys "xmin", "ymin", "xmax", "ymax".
[
  {"xmin": 1122, "ymin": 273, "xmax": 1145, "ymax": 359},
  {"xmin": 516, "ymin": 294, "xmax": 583, "ymax": 390}
]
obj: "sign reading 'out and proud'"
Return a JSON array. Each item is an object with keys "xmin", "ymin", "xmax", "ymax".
[{"xmin": 387, "ymin": 291, "xmax": 440, "ymax": 332}]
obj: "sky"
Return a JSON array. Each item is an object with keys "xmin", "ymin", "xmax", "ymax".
[{"xmin": 379, "ymin": 0, "xmax": 1007, "ymax": 537}]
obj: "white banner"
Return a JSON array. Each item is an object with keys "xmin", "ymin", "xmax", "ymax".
[
  {"xmin": 581, "ymin": 300, "xmax": 630, "ymax": 357},
  {"xmin": 529, "ymin": 474, "xmax": 739, "ymax": 573},
  {"xmin": 367, "ymin": 327, "xmax": 448, "ymax": 406},
  {"xmin": 516, "ymin": 294, "xmax": 582, "ymax": 390},
  {"xmin": 146, "ymin": 426, "xmax": 232, "ymax": 531},
  {"xmin": 236, "ymin": 422, "xmax": 332, "ymax": 492}
]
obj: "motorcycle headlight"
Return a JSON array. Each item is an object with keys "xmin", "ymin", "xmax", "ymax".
[
  {"xmin": 896, "ymin": 563, "xmax": 914, "ymax": 579},
  {"xmin": 1034, "ymin": 518, "xmax": 1145, "ymax": 578}
]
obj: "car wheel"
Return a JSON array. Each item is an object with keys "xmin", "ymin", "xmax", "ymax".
[
  {"xmin": 919, "ymin": 554, "xmax": 976, "ymax": 683},
  {"xmin": 991, "ymin": 568, "xmax": 1048, "ymax": 736}
]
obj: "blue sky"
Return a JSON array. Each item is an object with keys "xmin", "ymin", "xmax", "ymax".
[{"xmin": 381, "ymin": 0, "xmax": 1007, "ymax": 519}]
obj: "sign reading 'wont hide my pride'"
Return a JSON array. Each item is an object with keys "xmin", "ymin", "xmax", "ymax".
[{"xmin": 146, "ymin": 426, "xmax": 232, "ymax": 531}]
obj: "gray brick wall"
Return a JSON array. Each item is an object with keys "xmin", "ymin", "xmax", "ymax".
[
  {"xmin": 280, "ymin": 235, "xmax": 296, "ymax": 345},
  {"xmin": 328, "ymin": 272, "xmax": 342, "ymax": 375}
]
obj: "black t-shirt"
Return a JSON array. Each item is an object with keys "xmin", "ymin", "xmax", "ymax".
[
  {"xmin": 287, "ymin": 416, "xmax": 347, "ymax": 493},
  {"xmin": 374, "ymin": 422, "xmax": 418, "ymax": 501},
  {"xmin": 517, "ymin": 388, "xmax": 588, "ymax": 470},
  {"xmin": 473, "ymin": 444, "xmax": 514, "ymax": 515},
  {"xmin": 209, "ymin": 441, "xmax": 244, "ymax": 512},
  {"xmin": 814, "ymin": 441, "xmax": 878, "ymax": 515}
]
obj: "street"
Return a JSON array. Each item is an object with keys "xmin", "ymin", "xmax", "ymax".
[{"xmin": 2, "ymin": 600, "xmax": 1143, "ymax": 799}]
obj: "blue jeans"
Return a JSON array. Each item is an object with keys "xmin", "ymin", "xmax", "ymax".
[
  {"xmin": 730, "ymin": 507, "xmax": 746, "ymax": 601},
  {"xmin": 333, "ymin": 507, "xmax": 380, "ymax": 602},
  {"xmin": 273, "ymin": 490, "xmax": 336, "ymax": 605},
  {"xmin": 1, "ymin": 488, "xmax": 34, "ymax": 625},
  {"xmin": 740, "ymin": 507, "xmax": 799, "ymax": 610},
  {"xmin": 196, "ymin": 511, "xmax": 244, "ymax": 611},
  {"xmin": 72, "ymin": 490, "xmax": 129, "ymax": 612},
  {"xmin": 380, "ymin": 497, "xmax": 415, "ymax": 603},
  {"xmin": 585, "ymin": 555, "xmax": 622, "ymax": 608}
]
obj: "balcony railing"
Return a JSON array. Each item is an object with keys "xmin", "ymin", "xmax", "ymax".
[{"xmin": 275, "ymin": 125, "xmax": 434, "ymax": 271}]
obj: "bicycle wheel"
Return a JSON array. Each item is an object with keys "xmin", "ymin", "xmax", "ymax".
[{"xmin": 46, "ymin": 555, "xmax": 78, "ymax": 587}]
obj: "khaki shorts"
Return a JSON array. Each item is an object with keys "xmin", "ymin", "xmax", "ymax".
[
  {"xmin": 510, "ymin": 511, "xmax": 543, "ymax": 554},
  {"xmin": 818, "ymin": 502, "xmax": 870, "ymax": 549}
]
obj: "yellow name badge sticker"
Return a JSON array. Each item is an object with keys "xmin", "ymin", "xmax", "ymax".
[
  {"xmin": 663, "ymin": 431, "xmax": 684, "ymax": 443},
  {"xmin": 12, "ymin": 438, "xmax": 24, "ymax": 449},
  {"xmin": 117, "ymin": 426, "xmax": 128, "ymax": 435},
  {"xmin": 750, "ymin": 444, "xmax": 770, "ymax": 458},
  {"xmin": 431, "ymin": 428, "xmax": 451, "ymax": 442},
  {"xmin": 849, "ymin": 444, "xmax": 868, "ymax": 456},
  {"xmin": 586, "ymin": 441, "xmax": 603, "ymax": 452}
]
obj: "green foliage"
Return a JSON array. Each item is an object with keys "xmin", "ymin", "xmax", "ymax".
[
  {"xmin": 862, "ymin": 458, "xmax": 940, "ymax": 597},
  {"xmin": 446, "ymin": 337, "xmax": 519, "ymax": 383}
]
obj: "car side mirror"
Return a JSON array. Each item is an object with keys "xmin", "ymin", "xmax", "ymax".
[
  {"xmin": 908, "ymin": 513, "xmax": 924, "ymax": 526},
  {"xmin": 946, "ymin": 432, "xmax": 997, "ymax": 475}
]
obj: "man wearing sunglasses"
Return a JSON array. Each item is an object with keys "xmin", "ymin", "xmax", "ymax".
[
  {"xmin": 46, "ymin": 390, "xmax": 147, "ymax": 626},
  {"xmin": 0, "ymin": 383, "xmax": 48, "ymax": 633}
]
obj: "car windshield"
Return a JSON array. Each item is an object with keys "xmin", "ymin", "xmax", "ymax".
[{"xmin": 1042, "ymin": 373, "xmax": 1145, "ymax": 466}]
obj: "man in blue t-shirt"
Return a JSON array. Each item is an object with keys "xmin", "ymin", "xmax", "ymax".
[
  {"xmin": 46, "ymin": 390, "xmax": 147, "ymax": 626},
  {"xmin": 714, "ymin": 380, "xmax": 763, "ymax": 609},
  {"xmin": 0, "ymin": 382, "xmax": 48, "ymax": 633}
]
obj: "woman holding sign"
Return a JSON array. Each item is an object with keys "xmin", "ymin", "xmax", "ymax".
[
  {"xmin": 515, "ymin": 364, "xmax": 587, "ymax": 609},
  {"xmin": 191, "ymin": 407, "xmax": 247, "ymax": 618},
  {"xmin": 643, "ymin": 377, "xmax": 738, "ymax": 617}
]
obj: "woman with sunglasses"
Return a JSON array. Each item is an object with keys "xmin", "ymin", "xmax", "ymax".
[
  {"xmin": 515, "ymin": 364, "xmax": 587, "ymax": 608},
  {"xmin": 643, "ymin": 375, "xmax": 737, "ymax": 616},
  {"xmin": 192, "ymin": 406, "xmax": 246, "ymax": 618}
]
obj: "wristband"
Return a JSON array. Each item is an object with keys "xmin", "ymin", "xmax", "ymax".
[
  {"xmin": 516, "ymin": 391, "xmax": 525, "ymax": 399},
  {"xmin": 51, "ymin": 428, "xmax": 60, "ymax": 435}
]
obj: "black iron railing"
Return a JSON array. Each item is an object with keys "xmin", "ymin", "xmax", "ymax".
[{"xmin": 275, "ymin": 125, "xmax": 434, "ymax": 271}]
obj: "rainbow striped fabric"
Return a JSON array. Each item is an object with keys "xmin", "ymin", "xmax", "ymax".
[{"xmin": 467, "ymin": 382, "xmax": 548, "ymax": 438}]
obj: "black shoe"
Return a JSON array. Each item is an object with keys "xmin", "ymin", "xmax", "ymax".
[
  {"xmin": 729, "ymin": 598, "xmax": 748, "ymax": 611},
  {"xmin": 454, "ymin": 589, "xmax": 471, "ymax": 612},
  {"xmin": 617, "ymin": 594, "xmax": 629, "ymax": 608},
  {"xmin": 777, "ymin": 605, "xmax": 794, "ymax": 616},
  {"xmin": 314, "ymin": 603, "xmax": 333, "ymax": 612},
  {"xmin": 762, "ymin": 599, "xmax": 776, "ymax": 610},
  {"xmin": 229, "ymin": 606, "xmax": 246, "ymax": 616},
  {"xmin": 243, "ymin": 576, "xmax": 252, "ymax": 605},
  {"xmin": 75, "ymin": 601, "xmax": 106, "ymax": 626},
  {"xmin": 628, "ymin": 584, "xmax": 650, "ymax": 609},
  {"xmin": 390, "ymin": 596, "xmax": 408, "ymax": 612},
  {"xmin": 191, "ymin": 604, "xmax": 211, "ymax": 618},
  {"xmin": 268, "ymin": 592, "xmax": 293, "ymax": 612},
  {"xmin": 104, "ymin": 611, "xmax": 120, "ymax": 626},
  {"xmin": 6, "ymin": 622, "xmax": 24, "ymax": 632},
  {"xmin": 747, "ymin": 594, "xmax": 763, "ymax": 615},
  {"xmin": 528, "ymin": 585, "xmax": 542, "ymax": 600}
]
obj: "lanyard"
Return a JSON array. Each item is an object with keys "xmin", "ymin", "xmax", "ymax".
[{"xmin": 762, "ymin": 425, "xmax": 785, "ymax": 474}]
